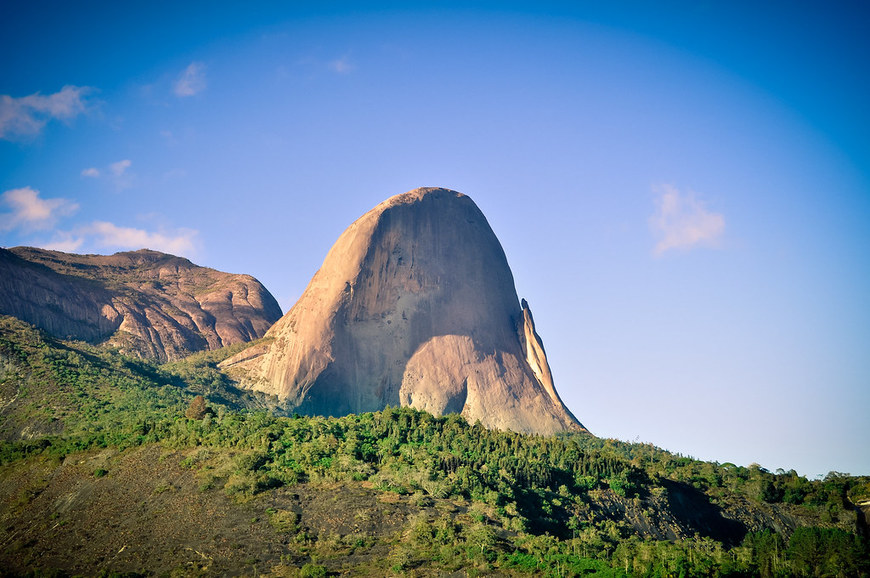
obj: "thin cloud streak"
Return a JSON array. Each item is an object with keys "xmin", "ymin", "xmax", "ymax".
[
  {"xmin": 40, "ymin": 232, "xmax": 85, "ymax": 253},
  {"xmin": 39, "ymin": 222, "xmax": 199, "ymax": 257},
  {"xmin": 0, "ymin": 85, "xmax": 94, "ymax": 139},
  {"xmin": 109, "ymin": 159, "xmax": 132, "ymax": 176},
  {"xmin": 173, "ymin": 62, "xmax": 207, "ymax": 97},
  {"xmin": 1, "ymin": 186, "xmax": 198, "ymax": 257},
  {"xmin": 81, "ymin": 160, "xmax": 134, "ymax": 190},
  {"xmin": 328, "ymin": 55, "xmax": 354, "ymax": 74},
  {"xmin": 86, "ymin": 221, "xmax": 199, "ymax": 256},
  {"xmin": 650, "ymin": 184, "xmax": 725, "ymax": 255}
]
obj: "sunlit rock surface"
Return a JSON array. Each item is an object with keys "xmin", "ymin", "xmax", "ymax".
[
  {"xmin": 0, "ymin": 247, "xmax": 282, "ymax": 361},
  {"xmin": 223, "ymin": 187, "xmax": 586, "ymax": 435}
]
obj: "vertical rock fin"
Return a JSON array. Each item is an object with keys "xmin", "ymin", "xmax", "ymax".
[{"xmin": 520, "ymin": 298, "xmax": 561, "ymax": 406}]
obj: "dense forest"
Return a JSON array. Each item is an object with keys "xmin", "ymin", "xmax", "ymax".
[{"xmin": 1, "ymin": 315, "xmax": 868, "ymax": 576}]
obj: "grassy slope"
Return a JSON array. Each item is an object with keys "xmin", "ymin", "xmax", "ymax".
[{"xmin": 0, "ymin": 315, "xmax": 868, "ymax": 576}]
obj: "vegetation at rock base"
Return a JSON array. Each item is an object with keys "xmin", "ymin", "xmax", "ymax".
[{"xmin": 1, "ymin": 314, "xmax": 868, "ymax": 576}]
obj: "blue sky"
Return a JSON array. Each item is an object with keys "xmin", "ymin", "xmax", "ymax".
[{"xmin": 2, "ymin": 1, "xmax": 868, "ymax": 477}]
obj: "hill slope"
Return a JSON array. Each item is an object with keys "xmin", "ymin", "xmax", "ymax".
[{"xmin": 1, "ymin": 316, "xmax": 868, "ymax": 576}]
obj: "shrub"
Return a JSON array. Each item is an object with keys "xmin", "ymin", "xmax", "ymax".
[
  {"xmin": 299, "ymin": 563, "xmax": 327, "ymax": 577},
  {"xmin": 269, "ymin": 509, "xmax": 300, "ymax": 533}
]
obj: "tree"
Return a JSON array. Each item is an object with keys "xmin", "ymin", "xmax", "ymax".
[{"xmin": 185, "ymin": 395, "xmax": 209, "ymax": 420}]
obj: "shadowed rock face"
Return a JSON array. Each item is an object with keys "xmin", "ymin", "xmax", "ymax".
[
  {"xmin": 223, "ymin": 187, "xmax": 586, "ymax": 435},
  {"xmin": 0, "ymin": 247, "xmax": 282, "ymax": 361}
]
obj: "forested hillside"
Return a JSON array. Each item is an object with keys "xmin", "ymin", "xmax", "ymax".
[{"xmin": 1, "ymin": 315, "xmax": 868, "ymax": 576}]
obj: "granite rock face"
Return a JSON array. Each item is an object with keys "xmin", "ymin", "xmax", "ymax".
[
  {"xmin": 223, "ymin": 187, "xmax": 586, "ymax": 435},
  {"xmin": 0, "ymin": 247, "xmax": 282, "ymax": 361}
]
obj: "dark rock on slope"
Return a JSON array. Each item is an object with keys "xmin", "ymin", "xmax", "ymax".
[
  {"xmin": 0, "ymin": 247, "xmax": 282, "ymax": 361},
  {"xmin": 222, "ymin": 187, "xmax": 586, "ymax": 435}
]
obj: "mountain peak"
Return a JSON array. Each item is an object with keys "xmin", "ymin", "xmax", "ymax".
[{"xmin": 224, "ymin": 187, "xmax": 586, "ymax": 435}]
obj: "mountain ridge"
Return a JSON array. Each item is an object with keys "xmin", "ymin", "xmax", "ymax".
[{"xmin": 0, "ymin": 246, "xmax": 282, "ymax": 361}]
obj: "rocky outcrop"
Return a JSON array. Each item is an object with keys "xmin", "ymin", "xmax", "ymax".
[
  {"xmin": 223, "ymin": 187, "xmax": 586, "ymax": 435},
  {"xmin": 0, "ymin": 247, "xmax": 282, "ymax": 361}
]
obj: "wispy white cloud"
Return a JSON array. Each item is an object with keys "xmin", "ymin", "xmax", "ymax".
[
  {"xmin": 328, "ymin": 55, "xmax": 354, "ymax": 74},
  {"xmin": 173, "ymin": 62, "xmax": 207, "ymax": 97},
  {"xmin": 40, "ymin": 231, "xmax": 85, "ymax": 253},
  {"xmin": 109, "ymin": 159, "xmax": 132, "ymax": 176},
  {"xmin": 80, "ymin": 160, "xmax": 133, "ymax": 190},
  {"xmin": 2, "ymin": 185, "xmax": 198, "ymax": 258},
  {"xmin": 86, "ymin": 221, "xmax": 199, "ymax": 255},
  {"xmin": 649, "ymin": 184, "xmax": 725, "ymax": 256},
  {"xmin": 0, "ymin": 85, "xmax": 94, "ymax": 140},
  {"xmin": 38, "ymin": 221, "xmax": 199, "ymax": 257},
  {"xmin": 0, "ymin": 187, "xmax": 79, "ymax": 232}
]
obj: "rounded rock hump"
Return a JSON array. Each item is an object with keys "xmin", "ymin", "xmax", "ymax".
[
  {"xmin": 226, "ymin": 187, "xmax": 587, "ymax": 435},
  {"xmin": 0, "ymin": 246, "xmax": 282, "ymax": 361}
]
